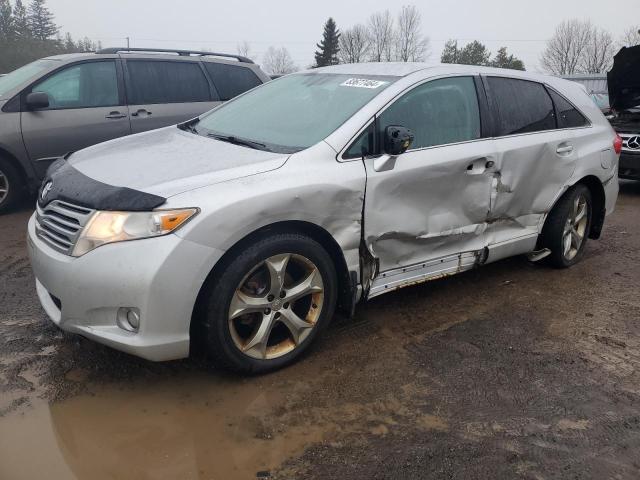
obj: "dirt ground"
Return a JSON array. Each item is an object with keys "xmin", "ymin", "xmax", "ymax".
[{"xmin": 1, "ymin": 181, "xmax": 639, "ymax": 480}]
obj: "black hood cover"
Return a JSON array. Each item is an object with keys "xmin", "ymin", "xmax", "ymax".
[
  {"xmin": 608, "ymin": 45, "xmax": 640, "ymax": 111},
  {"xmin": 38, "ymin": 159, "xmax": 166, "ymax": 211}
]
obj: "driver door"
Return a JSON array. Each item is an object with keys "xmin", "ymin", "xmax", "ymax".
[{"xmin": 361, "ymin": 76, "xmax": 497, "ymax": 296}]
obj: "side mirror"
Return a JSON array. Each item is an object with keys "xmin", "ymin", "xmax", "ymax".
[
  {"xmin": 384, "ymin": 125, "xmax": 414, "ymax": 156},
  {"xmin": 26, "ymin": 92, "xmax": 50, "ymax": 110}
]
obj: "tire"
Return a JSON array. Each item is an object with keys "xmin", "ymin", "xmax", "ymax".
[
  {"xmin": 539, "ymin": 184, "xmax": 592, "ymax": 268},
  {"xmin": 0, "ymin": 158, "xmax": 24, "ymax": 214},
  {"xmin": 195, "ymin": 232, "xmax": 338, "ymax": 374}
]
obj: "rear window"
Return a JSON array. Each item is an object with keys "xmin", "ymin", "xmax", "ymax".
[
  {"xmin": 126, "ymin": 60, "xmax": 210, "ymax": 104},
  {"xmin": 488, "ymin": 77, "xmax": 556, "ymax": 136},
  {"xmin": 549, "ymin": 89, "xmax": 589, "ymax": 128},
  {"xmin": 204, "ymin": 62, "xmax": 262, "ymax": 101}
]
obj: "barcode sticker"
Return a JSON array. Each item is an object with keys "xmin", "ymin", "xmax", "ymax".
[{"xmin": 340, "ymin": 78, "xmax": 389, "ymax": 89}]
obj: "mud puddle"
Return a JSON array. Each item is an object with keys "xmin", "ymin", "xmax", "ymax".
[{"xmin": 0, "ymin": 374, "xmax": 326, "ymax": 480}]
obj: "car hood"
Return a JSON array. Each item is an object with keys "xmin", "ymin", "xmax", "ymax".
[
  {"xmin": 69, "ymin": 126, "xmax": 289, "ymax": 198},
  {"xmin": 608, "ymin": 45, "xmax": 640, "ymax": 111}
]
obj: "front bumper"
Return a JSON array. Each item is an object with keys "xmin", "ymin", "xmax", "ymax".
[
  {"xmin": 619, "ymin": 152, "xmax": 640, "ymax": 180},
  {"xmin": 27, "ymin": 214, "xmax": 224, "ymax": 361}
]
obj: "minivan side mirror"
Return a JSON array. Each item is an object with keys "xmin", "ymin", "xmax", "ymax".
[
  {"xmin": 384, "ymin": 125, "xmax": 414, "ymax": 156},
  {"xmin": 25, "ymin": 92, "xmax": 50, "ymax": 110}
]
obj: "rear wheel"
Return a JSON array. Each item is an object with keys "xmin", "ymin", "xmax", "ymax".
[
  {"xmin": 0, "ymin": 158, "xmax": 24, "ymax": 214},
  {"xmin": 196, "ymin": 233, "xmax": 337, "ymax": 373},
  {"xmin": 540, "ymin": 184, "xmax": 592, "ymax": 268}
]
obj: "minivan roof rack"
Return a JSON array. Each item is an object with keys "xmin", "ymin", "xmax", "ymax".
[{"xmin": 96, "ymin": 47, "xmax": 254, "ymax": 63}]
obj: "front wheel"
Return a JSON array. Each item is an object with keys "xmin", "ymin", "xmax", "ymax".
[
  {"xmin": 0, "ymin": 158, "xmax": 24, "ymax": 214},
  {"xmin": 195, "ymin": 232, "xmax": 337, "ymax": 373},
  {"xmin": 540, "ymin": 184, "xmax": 592, "ymax": 268}
]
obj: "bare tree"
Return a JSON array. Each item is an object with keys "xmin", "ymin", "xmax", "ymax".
[
  {"xmin": 581, "ymin": 25, "xmax": 615, "ymax": 73},
  {"xmin": 620, "ymin": 25, "xmax": 640, "ymax": 48},
  {"xmin": 262, "ymin": 46, "xmax": 297, "ymax": 75},
  {"xmin": 339, "ymin": 24, "xmax": 369, "ymax": 63},
  {"xmin": 367, "ymin": 10, "xmax": 394, "ymax": 62},
  {"xmin": 395, "ymin": 5, "xmax": 430, "ymax": 62},
  {"xmin": 541, "ymin": 19, "xmax": 592, "ymax": 75},
  {"xmin": 236, "ymin": 40, "xmax": 255, "ymax": 61}
]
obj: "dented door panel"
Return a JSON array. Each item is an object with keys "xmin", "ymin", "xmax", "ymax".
[
  {"xmin": 486, "ymin": 130, "xmax": 578, "ymax": 245},
  {"xmin": 363, "ymin": 140, "xmax": 496, "ymax": 273}
]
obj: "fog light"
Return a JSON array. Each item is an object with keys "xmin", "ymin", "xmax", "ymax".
[{"xmin": 117, "ymin": 307, "xmax": 140, "ymax": 332}]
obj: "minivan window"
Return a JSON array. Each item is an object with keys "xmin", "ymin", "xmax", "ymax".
[
  {"xmin": 344, "ymin": 122, "xmax": 376, "ymax": 159},
  {"xmin": 0, "ymin": 59, "xmax": 56, "ymax": 98},
  {"xmin": 549, "ymin": 89, "xmax": 589, "ymax": 128},
  {"xmin": 32, "ymin": 61, "xmax": 119, "ymax": 109},
  {"xmin": 204, "ymin": 63, "xmax": 262, "ymax": 101},
  {"xmin": 197, "ymin": 73, "xmax": 396, "ymax": 153},
  {"xmin": 126, "ymin": 60, "xmax": 211, "ymax": 104},
  {"xmin": 488, "ymin": 77, "xmax": 555, "ymax": 135},
  {"xmin": 378, "ymin": 76, "xmax": 481, "ymax": 150}
]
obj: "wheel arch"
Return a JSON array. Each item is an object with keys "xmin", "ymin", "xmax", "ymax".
[
  {"xmin": 574, "ymin": 175, "xmax": 606, "ymax": 240},
  {"xmin": 190, "ymin": 220, "xmax": 355, "ymax": 348},
  {"xmin": 0, "ymin": 146, "xmax": 30, "ymax": 192}
]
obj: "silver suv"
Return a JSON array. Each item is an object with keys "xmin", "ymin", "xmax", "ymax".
[
  {"xmin": 28, "ymin": 63, "xmax": 620, "ymax": 373},
  {"xmin": 0, "ymin": 48, "xmax": 270, "ymax": 212}
]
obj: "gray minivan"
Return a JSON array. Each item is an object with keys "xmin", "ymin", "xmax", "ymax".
[{"xmin": 0, "ymin": 48, "xmax": 270, "ymax": 212}]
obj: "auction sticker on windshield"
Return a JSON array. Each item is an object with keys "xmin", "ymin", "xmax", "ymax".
[{"xmin": 340, "ymin": 78, "xmax": 389, "ymax": 89}]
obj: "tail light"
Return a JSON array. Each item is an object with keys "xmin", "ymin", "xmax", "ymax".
[{"xmin": 614, "ymin": 134, "xmax": 623, "ymax": 155}]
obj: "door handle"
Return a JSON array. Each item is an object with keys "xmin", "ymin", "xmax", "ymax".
[
  {"xmin": 556, "ymin": 144, "xmax": 574, "ymax": 155},
  {"xmin": 131, "ymin": 109, "xmax": 152, "ymax": 117},
  {"xmin": 105, "ymin": 111, "xmax": 126, "ymax": 119}
]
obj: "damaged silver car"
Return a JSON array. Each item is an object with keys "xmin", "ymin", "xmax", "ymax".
[{"xmin": 28, "ymin": 63, "xmax": 620, "ymax": 373}]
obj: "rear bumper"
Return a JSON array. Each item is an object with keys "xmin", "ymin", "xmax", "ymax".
[
  {"xmin": 27, "ymin": 213, "xmax": 224, "ymax": 361},
  {"xmin": 619, "ymin": 152, "xmax": 640, "ymax": 179}
]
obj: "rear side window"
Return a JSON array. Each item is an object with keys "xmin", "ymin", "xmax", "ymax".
[
  {"xmin": 487, "ymin": 77, "xmax": 555, "ymax": 136},
  {"xmin": 378, "ymin": 76, "xmax": 481, "ymax": 150},
  {"xmin": 126, "ymin": 60, "xmax": 210, "ymax": 104},
  {"xmin": 204, "ymin": 62, "xmax": 262, "ymax": 101},
  {"xmin": 32, "ymin": 61, "xmax": 119, "ymax": 109},
  {"xmin": 548, "ymin": 89, "xmax": 589, "ymax": 128}
]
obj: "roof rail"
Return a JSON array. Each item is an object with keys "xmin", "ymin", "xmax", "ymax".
[{"xmin": 96, "ymin": 47, "xmax": 254, "ymax": 63}]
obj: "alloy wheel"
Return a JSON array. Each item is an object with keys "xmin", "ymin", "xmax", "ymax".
[
  {"xmin": 0, "ymin": 169, "xmax": 8, "ymax": 206},
  {"xmin": 562, "ymin": 193, "xmax": 588, "ymax": 261},
  {"xmin": 228, "ymin": 253, "xmax": 324, "ymax": 360}
]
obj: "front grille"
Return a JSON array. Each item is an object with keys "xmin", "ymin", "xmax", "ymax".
[
  {"xmin": 619, "ymin": 133, "xmax": 640, "ymax": 154},
  {"xmin": 35, "ymin": 200, "xmax": 94, "ymax": 255}
]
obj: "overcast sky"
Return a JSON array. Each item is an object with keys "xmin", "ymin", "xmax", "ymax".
[{"xmin": 47, "ymin": 0, "xmax": 640, "ymax": 72}]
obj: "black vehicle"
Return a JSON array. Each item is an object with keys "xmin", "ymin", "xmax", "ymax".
[{"xmin": 608, "ymin": 45, "xmax": 640, "ymax": 180}]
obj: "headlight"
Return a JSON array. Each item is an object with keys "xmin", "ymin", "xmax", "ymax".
[{"xmin": 72, "ymin": 208, "xmax": 198, "ymax": 257}]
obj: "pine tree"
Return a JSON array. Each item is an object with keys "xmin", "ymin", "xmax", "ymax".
[
  {"xmin": 457, "ymin": 40, "xmax": 491, "ymax": 66},
  {"xmin": 13, "ymin": 0, "xmax": 30, "ymax": 39},
  {"xmin": 440, "ymin": 39, "xmax": 459, "ymax": 63},
  {"xmin": 28, "ymin": 0, "xmax": 57, "ymax": 40},
  {"xmin": 491, "ymin": 47, "xmax": 525, "ymax": 71},
  {"xmin": 314, "ymin": 17, "xmax": 340, "ymax": 67},
  {"xmin": 0, "ymin": 0, "xmax": 14, "ymax": 41},
  {"xmin": 63, "ymin": 31, "xmax": 75, "ymax": 52}
]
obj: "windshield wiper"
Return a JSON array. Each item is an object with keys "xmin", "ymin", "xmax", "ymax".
[{"xmin": 207, "ymin": 133, "xmax": 270, "ymax": 151}]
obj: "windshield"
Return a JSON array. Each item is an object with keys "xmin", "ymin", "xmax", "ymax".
[
  {"xmin": 196, "ymin": 73, "xmax": 395, "ymax": 153},
  {"xmin": 0, "ymin": 59, "xmax": 57, "ymax": 98}
]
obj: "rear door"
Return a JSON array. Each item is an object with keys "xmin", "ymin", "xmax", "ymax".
[
  {"xmin": 21, "ymin": 59, "xmax": 130, "ymax": 177},
  {"xmin": 483, "ymin": 76, "xmax": 579, "ymax": 258},
  {"xmin": 124, "ymin": 59, "xmax": 218, "ymax": 133}
]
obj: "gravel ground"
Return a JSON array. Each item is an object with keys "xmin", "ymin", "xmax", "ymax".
[{"xmin": 0, "ymin": 181, "xmax": 639, "ymax": 480}]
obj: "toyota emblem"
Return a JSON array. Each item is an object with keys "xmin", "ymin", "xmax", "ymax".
[{"xmin": 41, "ymin": 181, "xmax": 53, "ymax": 201}]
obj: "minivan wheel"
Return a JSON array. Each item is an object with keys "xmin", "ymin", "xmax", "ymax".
[
  {"xmin": 0, "ymin": 158, "xmax": 23, "ymax": 214},
  {"xmin": 540, "ymin": 184, "xmax": 592, "ymax": 268},
  {"xmin": 197, "ymin": 233, "xmax": 337, "ymax": 373}
]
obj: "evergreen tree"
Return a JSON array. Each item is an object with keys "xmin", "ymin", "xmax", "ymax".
[
  {"xmin": 314, "ymin": 17, "xmax": 340, "ymax": 67},
  {"xmin": 457, "ymin": 40, "xmax": 491, "ymax": 66},
  {"xmin": 491, "ymin": 47, "xmax": 525, "ymax": 70},
  {"xmin": 0, "ymin": 0, "xmax": 14, "ymax": 40},
  {"xmin": 440, "ymin": 39, "xmax": 459, "ymax": 63},
  {"xmin": 28, "ymin": 0, "xmax": 57, "ymax": 40},
  {"xmin": 63, "ymin": 31, "xmax": 75, "ymax": 51},
  {"xmin": 13, "ymin": 0, "xmax": 30, "ymax": 39}
]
